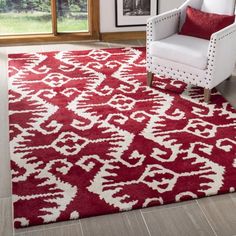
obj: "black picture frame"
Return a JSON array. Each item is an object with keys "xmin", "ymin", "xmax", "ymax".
[{"xmin": 115, "ymin": 0, "xmax": 158, "ymax": 27}]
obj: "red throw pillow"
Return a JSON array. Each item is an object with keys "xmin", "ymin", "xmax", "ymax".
[{"xmin": 179, "ymin": 6, "xmax": 235, "ymax": 40}]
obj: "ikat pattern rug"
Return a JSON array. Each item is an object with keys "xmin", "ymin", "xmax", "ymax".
[{"xmin": 8, "ymin": 47, "xmax": 236, "ymax": 228}]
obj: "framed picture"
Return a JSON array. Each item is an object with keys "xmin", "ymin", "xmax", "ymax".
[{"xmin": 115, "ymin": 0, "xmax": 158, "ymax": 27}]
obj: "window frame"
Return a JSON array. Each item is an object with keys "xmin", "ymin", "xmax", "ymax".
[{"xmin": 0, "ymin": 0, "xmax": 100, "ymax": 45}]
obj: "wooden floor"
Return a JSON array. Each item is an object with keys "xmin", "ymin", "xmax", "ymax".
[{"xmin": 0, "ymin": 40, "xmax": 236, "ymax": 236}]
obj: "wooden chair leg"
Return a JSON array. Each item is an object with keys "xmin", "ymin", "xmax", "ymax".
[
  {"xmin": 147, "ymin": 72, "xmax": 153, "ymax": 87},
  {"xmin": 204, "ymin": 88, "xmax": 211, "ymax": 103}
]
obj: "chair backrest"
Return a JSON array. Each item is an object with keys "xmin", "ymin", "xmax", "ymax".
[{"xmin": 201, "ymin": 0, "xmax": 236, "ymax": 15}]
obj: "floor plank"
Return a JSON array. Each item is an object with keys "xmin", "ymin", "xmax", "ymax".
[
  {"xmin": 142, "ymin": 201, "xmax": 215, "ymax": 236},
  {"xmin": 6, "ymin": 45, "xmax": 43, "ymax": 54},
  {"xmin": 107, "ymin": 40, "xmax": 143, "ymax": 48},
  {"xmin": 15, "ymin": 218, "xmax": 83, "ymax": 234},
  {"xmin": 141, "ymin": 200, "xmax": 191, "ymax": 213},
  {"xmin": 0, "ymin": 198, "xmax": 13, "ymax": 236},
  {"xmin": 15, "ymin": 222, "xmax": 83, "ymax": 236},
  {"xmin": 81, "ymin": 210, "xmax": 150, "ymax": 236},
  {"xmin": 217, "ymin": 75, "xmax": 236, "ymax": 108},
  {"xmin": 0, "ymin": 47, "xmax": 12, "ymax": 198},
  {"xmin": 197, "ymin": 193, "xmax": 236, "ymax": 236},
  {"xmin": 41, "ymin": 41, "xmax": 110, "ymax": 52}
]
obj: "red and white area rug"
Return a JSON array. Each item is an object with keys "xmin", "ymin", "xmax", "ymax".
[{"xmin": 9, "ymin": 47, "xmax": 236, "ymax": 228}]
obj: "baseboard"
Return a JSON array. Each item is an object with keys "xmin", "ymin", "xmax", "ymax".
[{"xmin": 100, "ymin": 31, "xmax": 146, "ymax": 41}]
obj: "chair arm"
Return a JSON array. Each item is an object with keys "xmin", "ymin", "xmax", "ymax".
[
  {"xmin": 207, "ymin": 23, "xmax": 236, "ymax": 88},
  {"xmin": 146, "ymin": 9, "xmax": 181, "ymax": 42},
  {"xmin": 211, "ymin": 22, "xmax": 236, "ymax": 41}
]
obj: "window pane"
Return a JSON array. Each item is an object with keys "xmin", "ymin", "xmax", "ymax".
[
  {"xmin": 0, "ymin": 0, "xmax": 52, "ymax": 35},
  {"xmin": 56, "ymin": 0, "xmax": 88, "ymax": 32}
]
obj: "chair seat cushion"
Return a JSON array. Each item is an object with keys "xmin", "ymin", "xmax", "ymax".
[{"xmin": 150, "ymin": 34, "xmax": 210, "ymax": 70}]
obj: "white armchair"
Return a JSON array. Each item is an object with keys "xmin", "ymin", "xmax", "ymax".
[{"xmin": 146, "ymin": 0, "xmax": 236, "ymax": 102}]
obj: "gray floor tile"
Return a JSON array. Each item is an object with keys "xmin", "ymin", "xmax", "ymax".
[
  {"xmin": 15, "ymin": 222, "xmax": 83, "ymax": 236},
  {"xmin": 52, "ymin": 42, "xmax": 110, "ymax": 51},
  {"xmin": 138, "ymin": 39, "xmax": 146, "ymax": 46},
  {"xmin": 108, "ymin": 40, "xmax": 141, "ymax": 48},
  {"xmin": 6, "ymin": 45, "xmax": 43, "ymax": 54},
  {"xmin": 141, "ymin": 200, "xmax": 191, "ymax": 213},
  {"xmin": 217, "ymin": 75, "xmax": 236, "ymax": 108},
  {"xmin": 142, "ymin": 201, "xmax": 215, "ymax": 236},
  {"xmin": 197, "ymin": 193, "xmax": 236, "ymax": 236},
  {"xmin": 0, "ymin": 197, "xmax": 13, "ymax": 236},
  {"xmin": 0, "ymin": 49, "xmax": 11, "ymax": 198},
  {"xmin": 81, "ymin": 210, "xmax": 150, "ymax": 236},
  {"xmin": 15, "ymin": 219, "xmax": 81, "ymax": 234},
  {"xmin": 41, "ymin": 41, "xmax": 110, "ymax": 52}
]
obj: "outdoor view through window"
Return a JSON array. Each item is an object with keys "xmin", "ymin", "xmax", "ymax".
[{"xmin": 0, "ymin": 0, "xmax": 88, "ymax": 35}]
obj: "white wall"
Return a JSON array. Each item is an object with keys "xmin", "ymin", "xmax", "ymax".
[
  {"xmin": 159, "ymin": 0, "xmax": 185, "ymax": 12},
  {"xmin": 100, "ymin": 0, "xmax": 185, "ymax": 33}
]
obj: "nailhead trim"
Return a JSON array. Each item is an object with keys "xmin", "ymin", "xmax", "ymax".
[
  {"xmin": 150, "ymin": 63, "xmax": 211, "ymax": 88},
  {"xmin": 153, "ymin": 12, "xmax": 180, "ymax": 25}
]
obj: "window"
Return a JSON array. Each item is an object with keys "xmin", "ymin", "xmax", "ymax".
[
  {"xmin": 56, "ymin": 0, "xmax": 88, "ymax": 33},
  {"xmin": 0, "ymin": 0, "xmax": 99, "ymax": 43}
]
